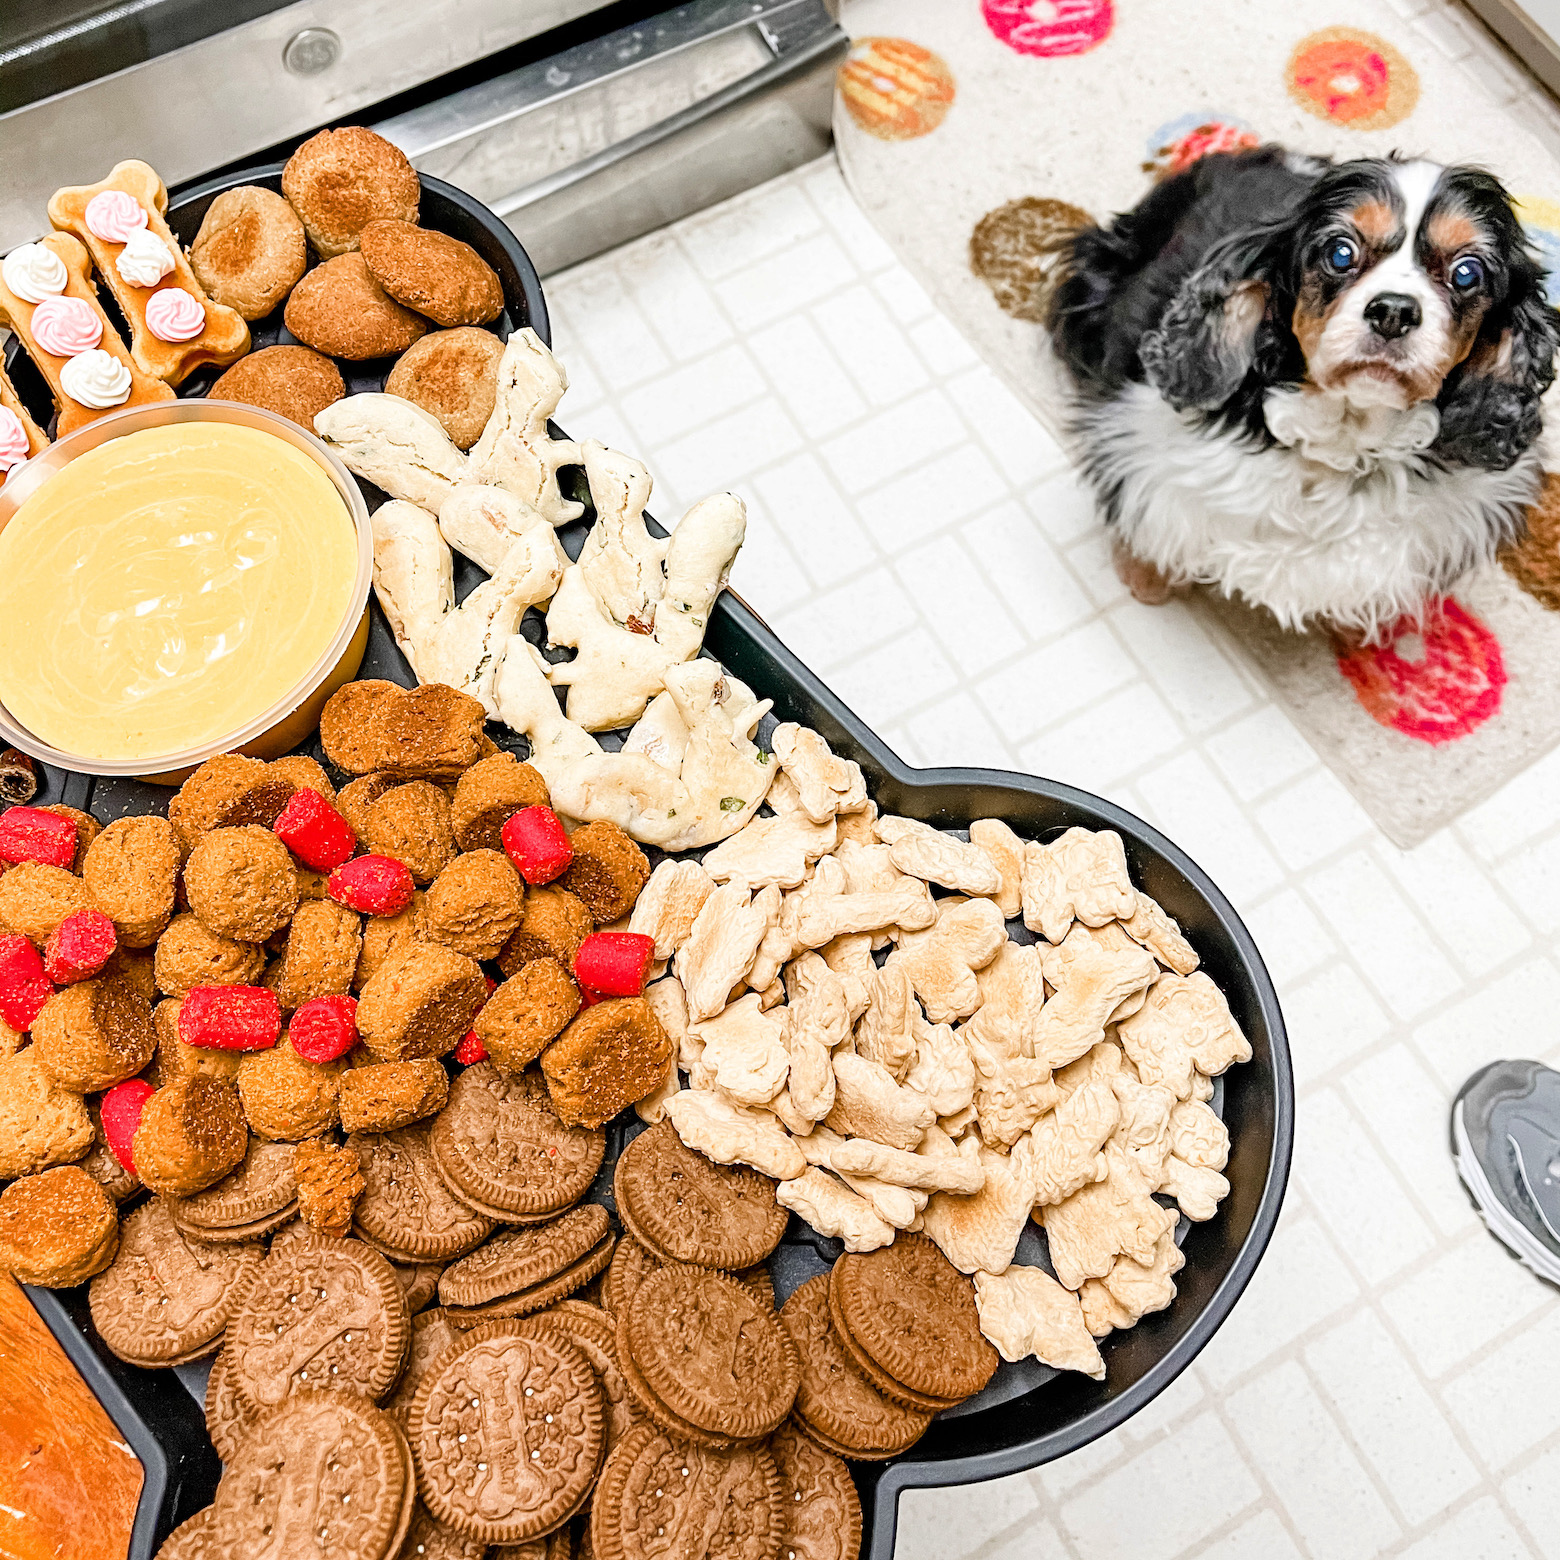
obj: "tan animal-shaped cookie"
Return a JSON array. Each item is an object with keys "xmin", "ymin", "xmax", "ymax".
[
  {"xmin": 973, "ymin": 1265, "xmax": 1105, "ymax": 1377},
  {"xmin": 1037, "ymin": 1143, "xmax": 1179, "ymax": 1291},
  {"xmin": 0, "ymin": 232, "xmax": 174, "ymax": 434},
  {"xmin": 1031, "ymin": 923, "xmax": 1157, "ymax": 1072},
  {"xmin": 49, "ymin": 162, "xmax": 250, "ymax": 384},
  {"xmin": 889, "ymin": 896, "xmax": 1006, "ymax": 1023},
  {"xmin": 1077, "ymin": 1228, "xmax": 1186, "ymax": 1338},
  {"xmin": 1021, "ymin": 827, "xmax": 1137, "ymax": 944},
  {"xmin": 1115, "ymin": 971, "xmax": 1252, "ymax": 1099}
]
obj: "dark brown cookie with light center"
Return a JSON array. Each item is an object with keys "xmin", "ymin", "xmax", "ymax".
[
  {"xmin": 613, "ymin": 1119, "xmax": 785, "ymax": 1271},
  {"xmin": 439, "ymin": 1205, "xmax": 614, "ymax": 1323},
  {"xmin": 89, "ymin": 1197, "xmax": 262, "ymax": 1366},
  {"xmin": 226, "ymin": 1230, "xmax": 410, "ymax": 1409},
  {"xmin": 409, "ymin": 1318, "xmax": 604, "ymax": 1545},
  {"xmin": 429, "ymin": 1063, "xmax": 604, "ymax": 1221},
  {"xmin": 204, "ymin": 1343, "xmax": 259, "ymax": 1463},
  {"xmin": 769, "ymin": 1423, "xmax": 862, "ymax": 1560},
  {"xmin": 171, "ymin": 1138, "xmax": 298, "ymax": 1240},
  {"xmin": 828, "ymin": 1232, "xmax": 997, "ymax": 1410},
  {"xmin": 619, "ymin": 1266, "xmax": 798, "ymax": 1447},
  {"xmin": 591, "ymin": 1422, "xmax": 782, "ymax": 1560},
  {"xmin": 779, "ymin": 1274, "xmax": 931, "ymax": 1459},
  {"xmin": 350, "ymin": 1122, "xmax": 496, "ymax": 1261},
  {"xmin": 206, "ymin": 1389, "xmax": 414, "ymax": 1560}
]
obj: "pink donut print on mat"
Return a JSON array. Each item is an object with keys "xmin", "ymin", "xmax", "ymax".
[
  {"xmin": 1334, "ymin": 600, "xmax": 1505, "ymax": 744},
  {"xmin": 983, "ymin": 0, "xmax": 1112, "ymax": 58}
]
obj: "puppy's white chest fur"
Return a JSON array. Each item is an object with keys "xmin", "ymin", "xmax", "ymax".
[{"xmin": 1081, "ymin": 382, "xmax": 1541, "ymax": 634}]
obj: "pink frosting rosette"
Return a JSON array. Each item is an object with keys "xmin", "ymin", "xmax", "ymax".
[
  {"xmin": 84, "ymin": 190, "xmax": 149, "ymax": 244},
  {"xmin": 0, "ymin": 407, "xmax": 29, "ymax": 473},
  {"xmin": 30, "ymin": 295, "xmax": 103, "ymax": 357},
  {"xmin": 145, "ymin": 288, "xmax": 206, "ymax": 343}
]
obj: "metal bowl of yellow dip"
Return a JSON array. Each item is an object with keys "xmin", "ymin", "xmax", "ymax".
[{"xmin": 0, "ymin": 401, "xmax": 372, "ymax": 782}]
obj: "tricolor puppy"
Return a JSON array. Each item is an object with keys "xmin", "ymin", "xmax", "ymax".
[{"xmin": 1050, "ymin": 148, "xmax": 1559, "ymax": 635}]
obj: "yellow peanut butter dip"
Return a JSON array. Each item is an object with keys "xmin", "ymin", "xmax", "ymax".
[{"xmin": 0, "ymin": 422, "xmax": 357, "ymax": 761}]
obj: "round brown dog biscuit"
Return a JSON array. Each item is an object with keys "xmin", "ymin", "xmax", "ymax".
[
  {"xmin": 168, "ymin": 755, "xmax": 295, "ymax": 855},
  {"xmin": 133, "ymin": 1075, "xmax": 249, "ymax": 1196},
  {"xmin": 440, "ymin": 1204, "xmax": 611, "ymax": 1309},
  {"xmin": 770, "ymin": 1423, "xmax": 863, "ymax": 1560},
  {"xmin": 185, "ymin": 825, "xmax": 299, "ymax": 942},
  {"xmin": 561, "ymin": 823, "xmax": 649, "ymax": 925},
  {"xmin": 409, "ymin": 1319, "xmax": 604, "ymax": 1545},
  {"xmin": 449, "ymin": 751, "xmax": 549, "ymax": 853},
  {"xmin": 590, "ymin": 1422, "xmax": 782, "ymax": 1560},
  {"xmin": 190, "ymin": 185, "xmax": 308, "ymax": 319},
  {"xmin": 204, "ymin": 1344, "xmax": 259, "ymax": 1463},
  {"xmin": 285, "ymin": 252, "xmax": 429, "ymax": 360},
  {"xmin": 338, "ymin": 1058, "xmax": 450, "ymax": 1134},
  {"xmin": 31, "ymin": 973, "xmax": 156, "ymax": 1093},
  {"xmin": 0, "ymin": 861, "xmax": 96, "ymax": 945},
  {"xmin": 237, "ymin": 1036, "xmax": 345, "ymax": 1141},
  {"xmin": 360, "ymin": 221, "xmax": 503, "ymax": 328},
  {"xmin": 211, "ymin": 343, "xmax": 346, "ymax": 428},
  {"xmin": 172, "ymin": 1196, "xmax": 297, "ymax": 1247},
  {"xmin": 535, "ymin": 1300, "xmax": 643, "ymax": 1454},
  {"xmin": 497, "ymin": 886, "xmax": 593, "ymax": 979},
  {"xmin": 829, "ymin": 1232, "xmax": 997, "ymax": 1407},
  {"xmin": 364, "ymin": 780, "xmax": 457, "ymax": 885},
  {"xmin": 613, "ymin": 1118, "xmax": 786, "ymax": 1271},
  {"xmin": 779, "ymin": 1274, "xmax": 931, "ymax": 1459},
  {"xmin": 264, "ymin": 898, "xmax": 362, "ymax": 1010},
  {"xmin": 387, "ymin": 328, "xmax": 504, "ymax": 451},
  {"xmin": 83, "ymin": 814, "xmax": 179, "ymax": 947},
  {"xmin": 0, "ymin": 1049, "xmax": 95, "ymax": 1179},
  {"xmin": 357, "ymin": 941, "xmax": 486, "ymax": 1063},
  {"xmin": 602, "ymin": 1233, "xmax": 660, "ymax": 1318},
  {"xmin": 351, "ymin": 1122, "xmax": 496, "ymax": 1261},
  {"xmin": 429, "ymin": 1063, "xmax": 604, "ymax": 1220},
  {"xmin": 282, "ymin": 125, "xmax": 421, "ymax": 258},
  {"xmin": 227, "ymin": 1230, "xmax": 410, "ymax": 1409},
  {"xmin": 0, "ymin": 1166, "xmax": 119, "ymax": 1287},
  {"xmin": 174, "ymin": 1137, "xmax": 298, "ymax": 1230},
  {"xmin": 621, "ymin": 1267, "xmax": 798, "ymax": 1445},
  {"xmin": 382, "ymin": 1304, "xmax": 461, "ymax": 1430},
  {"xmin": 155, "ymin": 913, "xmax": 266, "ymax": 999},
  {"xmin": 206, "ymin": 1389, "xmax": 414, "ymax": 1560},
  {"xmin": 443, "ymin": 1236, "xmax": 614, "ymax": 1328},
  {"xmin": 540, "ymin": 997, "xmax": 673, "ymax": 1130},
  {"xmin": 89, "ymin": 1197, "xmax": 261, "ymax": 1363},
  {"xmin": 416, "ymin": 848, "xmax": 525, "ymax": 961},
  {"xmin": 473, "ymin": 959, "xmax": 581, "ymax": 1075},
  {"xmin": 825, "ymin": 1268, "xmax": 954, "ymax": 1413}
]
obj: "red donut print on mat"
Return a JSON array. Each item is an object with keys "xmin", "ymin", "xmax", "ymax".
[
  {"xmin": 1334, "ymin": 600, "xmax": 1505, "ymax": 745},
  {"xmin": 1287, "ymin": 27, "xmax": 1419, "ymax": 131},
  {"xmin": 984, "ymin": 0, "xmax": 1113, "ymax": 58}
]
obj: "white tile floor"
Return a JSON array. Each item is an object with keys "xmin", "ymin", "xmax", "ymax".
[{"xmin": 540, "ymin": 153, "xmax": 1560, "ymax": 1560}]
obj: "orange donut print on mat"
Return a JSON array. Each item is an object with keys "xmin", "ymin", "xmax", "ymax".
[
  {"xmin": 1287, "ymin": 27, "xmax": 1419, "ymax": 131},
  {"xmin": 983, "ymin": 0, "xmax": 1113, "ymax": 58},
  {"xmin": 1334, "ymin": 600, "xmax": 1505, "ymax": 744},
  {"xmin": 838, "ymin": 38, "xmax": 955, "ymax": 141}
]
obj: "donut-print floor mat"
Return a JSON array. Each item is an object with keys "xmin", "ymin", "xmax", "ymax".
[{"xmin": 833, "ymin": 0, "xmax": 1560, "ymax": 847}]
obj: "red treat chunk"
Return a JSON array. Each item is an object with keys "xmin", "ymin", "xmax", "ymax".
[
  {"xmin": 0, "ymin": 932, "xmax": 53, "ymax": 1031},
  {"xmin": 579, "ymin": 987, "xmax": 606, "ymax": 1009},
  {"xmin": 274, "ymin": 787, "xmax": 358, "ymax": 871},
  {"xmin": 454, "ymin": 1031, "xmax": 489, "ymax": 1065},
  {"xmin": 43, "ymin": 907, "xmax": 118, "ymax": 985},
  {"xmin": 179, "ymin": 984, "xmax": 282, "ymax": 1052},
  {"xmin": 501, "ymin": 806, "xmax": 574, "ymax": 886},
  {"xmin": 0, "ymin": 805, "xmax": 79, "ymax": 868},
  {"xmin": 574, "ymin": 932, "xmax": 656, "ymax": 998},
  {"xmin": 328, "ymin": 854, "xmax": 415, "ymax": 916},
  {"xmin": 289, "ymin": 993, "xmax": 359, "ymax": 1062},
  {"xmin": 100, "ymin": 1078, "xmax": 155, "ymax": 1175}
]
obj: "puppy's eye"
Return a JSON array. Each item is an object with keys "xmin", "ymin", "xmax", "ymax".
[
  {"xmin": 1323, "ymin": 239, "xmax": 1357, "ymax": 274},
  {"xmin": 1451, "ymin": 257, "xmax": 1485, "ymax": 291}
]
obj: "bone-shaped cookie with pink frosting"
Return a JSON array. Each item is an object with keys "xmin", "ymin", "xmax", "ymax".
[
  {"xmin": 0, "ymin": 362, "xmax": 50, "ymax": 489},
  {"xmin": 48, "ymin": 160, "xmax": 249, "ymax": 385},
  {"xmin": 0, "ymin": 231, "xmax": 174, "ymax": 436}
]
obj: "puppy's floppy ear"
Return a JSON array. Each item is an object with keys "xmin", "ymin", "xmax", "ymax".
[
  {"xmin": 1139, "ymin": 223, "xmax": 1285, "ymax": 412},
  {"xmin": 1435, "ymin": 252, "xmax": 1560, "ymax": 470}
]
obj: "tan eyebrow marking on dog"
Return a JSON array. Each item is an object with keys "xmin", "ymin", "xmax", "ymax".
[
  {"xmin": 1350, "ymin": 200, "xmax": 1398, "ymax": 244},
  {"xmin": 1426, "ymin": 210, "xmax": 1479, "ymax": 253}
]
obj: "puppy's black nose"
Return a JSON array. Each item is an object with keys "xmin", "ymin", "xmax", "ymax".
[{"xmin": 1364, "ymin": 292, "xmax": 1421, "ymax": 340}]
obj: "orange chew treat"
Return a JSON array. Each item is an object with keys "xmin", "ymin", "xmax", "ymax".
[
  {"xmin": 0, "ymin": 361, "xmax": 48, "ymax": 489},
  {"xmin": 0, "ymin": 232, "xmax": 174, "ymax": 435},
  {"xmin": 48, "ymin": 161, "xmax": 250, "ymax": 386}
]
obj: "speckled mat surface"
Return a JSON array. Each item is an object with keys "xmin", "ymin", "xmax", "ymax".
[{"xmin": 834, "ymin": 0, "xmax": 1560, "ymax": 845}]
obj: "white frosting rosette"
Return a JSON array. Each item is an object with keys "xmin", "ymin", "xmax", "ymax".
[
  {"xmin": 60, "ymin": 349, "xmax": 132, "ymax": 409},
  {"xmin": 2, "ymin": 244, "xmax": 68, "ymax": 304}
]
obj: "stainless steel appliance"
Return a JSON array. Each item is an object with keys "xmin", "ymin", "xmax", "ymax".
[{"xmin": 0, "ymin": 0, "xmax": 845, "ymax": 270}]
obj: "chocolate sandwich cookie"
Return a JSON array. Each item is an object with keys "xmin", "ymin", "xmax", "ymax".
[
  {"xmin": 155, "ymin": 1508, "xmax": 217, "ymax": 1559},
  {"xmin": 382, "ymin": 1305, "xmax": 462, "ymax": 1431},
  {"xmin": 602, "ymin": 1234, "xmax": 771, "ymax": 1317},
  {"xmin": 439, "ymin": 1204, "xmax": 614, "ymax": 1323},
  {"xmin": 170, "ymin": 1138, "xmax": 298, "ymax": 1244},
  {"xmin": 409, "ymin": 1318, "xmax": 604, "ymax": 1545},
  {"xmin": 618, "ymin": 1267, "xmax": 799, "ymax": 1448},
  {"xmin": 226, "ymin": 1231, "xmax": 410, "ymax": 1409},
  {"xmin": 779, "ymin": 1275, "xmax": 931, "ymax": 1460},
  {"xmin": 590, "ymin": 1423, "xmax": 782, "ymax": 1560},
  {"xmin": 205, "ymin": 1390, "xmax": 414, "ymax": 1560},
  {"xmin": 429, "ymin": 1063, "xmax": 604, "ymax": 1222},
  {"xmin": 397, "ymin": 1502, "xmax": 489, "ymax": 1560},
  {"xmin": 769, "ymin": 1423, "xmax": 863, "ymax": 1560},
  {"xmin": 828, "ymin": 1233, "xmax": 997, "ymax": 1411},
  {"xmin": 613, "ymin": 1119, "xmax": 786, "ymax": 1271},
  {"xmin": 535, "ymin": 1299, "xmax": 643, "ymax": 1454},
  {"xmin": 81, "ymin": 1099, "xmax": 140, "ymax": 1203},
  {"xmin": 89, "ymin": 1197, "xmax": 262, "ymax": 1367},
  {"xmin": 204, "ymin": 1344, "xmax": 259, "ymax": 1463},
  {"xmin": 390, "ymin": 1256, "xmax": 444, "ymax": 1315},
  {"xmin": 350, "ymin": 1122, "xmax": 496, "ymax": 1261}
]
